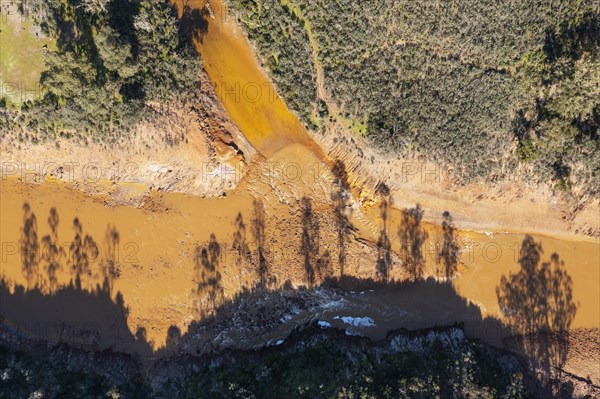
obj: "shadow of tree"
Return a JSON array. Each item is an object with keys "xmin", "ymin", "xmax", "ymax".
[
  {"xmin": 398, "ymin": 204, "xmax": 428, "ymax": 281},
  {"xmin": 439, "ymin": 211, "xmax": 460, "ymax": 280},
  {"xmin": 102, "ymin": 224, "xmax": 121, "ymax": 293},
  {"xmin": 17, "ymin": 203, "xmax": 121, "ymax": 297},
  {"xmin": 300, "ymin": 197, "xmax": 332, "ymax": 286},
  {"xmin": 40, "ymin": 207, "xmax": 65, "ymax": 293},
  {"xmin": 175, "ymin": 0, "xmax": 210, "ymax": 46},
  {"xmin": 164, "ymin": 324, "xmax": 183, "ymax": 354},
  {"xmin": 497, "ymin": 235, "xmax": 578, "ymax": 395},
  {"xmin": 543, "ymin": 12, "xmax": 599, "ymax": 62},
  {"xmin": 375, "ymin": 197, "xmax": 392, "ymax": 282},
  {"xmin": 232, "ymin": 212, "xmax": 251, "ymax": 289},
  {"xmin": 195, "ymin": 234, "xmax": 224, "ymax": 314},
  {"xmin": 374, "ymin": 182, "xmax": 393, "ymax": 282},
  {"xmin": 20, "ymin": 203, "xmax": 39, "ymax": 289},
  {"xmin": 69, "ymin": 217, "xmax": 99, "ymax": 290},
  {"xmin": 107, "ymin": 0, "xmax": 140, "ymax": 56},
  {"xmin": 160, "ymin": 275, "xmax": 509, "ymax": 360},
  {"xmin": 331, "ymin": 160, "xmax": 353, "ymax": 277},
  {"xmin": 251, "ymin": 199, "xmax": 272, "ymax": 288},
  {"xmin": 4, "ymin": 203, "xmax": 588, "ymax": 396},
  {"xmin": 300, "ymin": 197, "xmax": 317, "ymax": 285},
  {"xmin": 0, "ymin": 278, "xmax": 152, "ymax": 357}
]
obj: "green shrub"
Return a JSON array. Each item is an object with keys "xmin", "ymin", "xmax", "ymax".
[
  {"xmin": 1, "ymin": 0, "xmax": 203, "ymax": 138},
  {"xmin": 228, "ymin": 0, "xmax": 600, "ymax": 195}
]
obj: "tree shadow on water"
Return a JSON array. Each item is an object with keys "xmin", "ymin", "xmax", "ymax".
[
  {"xmin": 174, "ymin": 0, "xmax": 210, "ymax": 47},
  {"xmin": 232, "ymin": 212, "xmax": 251, "ymax": 289},
  {"xmin": 398, "ymin": 204, "xmax": 428, "ymax": 281},
  {"xmin": 0, "ymin": 278, "xmax": 152, "ymax": 357},
  {"xmin": 40, "ymin": 207, "xmax": 64, "ymax": 293},
  {"xmin": 18, "ymin": 204, "xmax": 113, "ymax": 295},
  {"xmin": 69, "ymin": 217, "xmax": 100, "ymax": 290},
  {"xmin": 375, "ymin": 196, "xmax": 392, "ymax": 282},
  {"xmin": 157, "ymin": 275, "xmax": 510, "ymax": 360},
  {"xmin": 251, "ymin": 199, "xmax": 273, "ymax": 288},
  {"xmin": 3, "ymin": 203, "xmax": 588, "ymax": 396},
  {"xmin": 331, "ymin": 159, "xmax": 353, "ymax": 278},
  {"xmin": 5, "ymin": 203, "xmax": 148, "ymax": 353},
  {"xmin": 102, "ymin": 224, "xmax": 121, "ymax": 293},
  {"xmin": 300, "ymin": 197, "xmax": 332, "ymax": 286},
  {"xmin": 439, "ymin": 211, "xmax": 460, "ymax": 280},
  {"xmin": 497, "ymin": 235, "xmax": 578, "ymax": 396},
  {"xmin": 20, "ymin": 203, "xmax": 39, "ymax": 289},
  {"xmin": 194, "ymin": 234, "xmax": 224, "ymax": 314}
]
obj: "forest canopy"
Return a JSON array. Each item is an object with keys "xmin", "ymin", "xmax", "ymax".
[
  {"xmin": 227, "ymin": 0, "xmax": 600, "ymax": 196},
  {"xmin": 1, "ymin": 0, "xmax": 202, "ymax": 137}
]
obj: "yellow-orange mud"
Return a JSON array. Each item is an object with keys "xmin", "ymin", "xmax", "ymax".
[{"xmin": 2, "ymin": 178, "xmax": 598, "ymax": 353}]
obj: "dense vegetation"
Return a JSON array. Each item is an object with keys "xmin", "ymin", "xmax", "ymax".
[
  {"xmin": 174, "ymin": 329, "xmax": 529, "ymax": 398},
  {"xmin": 0, "ymin": 0, "xmax": 201, "ymax": 139},
  {"xmin": 227, "ymin": 0, "xmax": 599, "ymax": 195},
  {"xmin": 0, "ymin": 328, "xmax": 532, "ymax": 398},
  {"xmin": 0, "ymin": 340, "xmax": 148, "ymax": 398}
]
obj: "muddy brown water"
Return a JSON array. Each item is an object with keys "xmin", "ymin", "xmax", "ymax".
[{"xmin": 0, "ymin": 0, "xmax": 598, "ymax": 359}]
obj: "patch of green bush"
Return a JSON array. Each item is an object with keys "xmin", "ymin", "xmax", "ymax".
[
  {"xmin": 173, "ymin": 329, "xmax": 530, "ymax": 398},
  {"xmin": 0, "ymin": 343, "xmax": 148, "ymax": 399},
  {"xmin": 1, "ymin": 0, "xmax": 202, "ymax": 139},
  {"xmin": 228, "ymin": 0, "xmax": 599, "ymax": 195}
]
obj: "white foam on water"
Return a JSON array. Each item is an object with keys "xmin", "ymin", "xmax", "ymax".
[{"xmin": 333, "ymin": 316, "xmax": 376, "ymax": 327}]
